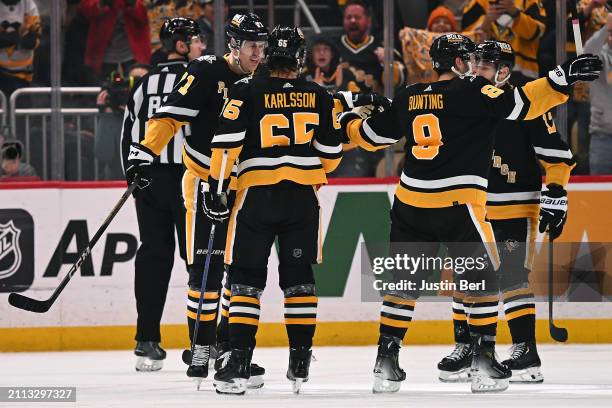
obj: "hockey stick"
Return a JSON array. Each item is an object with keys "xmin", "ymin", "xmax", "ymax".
[
  {"xmin": 8, "ymin": 179, "xmax": 140, "ymax": 313},
  {"xmin": 186, "ymin": 150, "xmax": 229, "ymax": 386},
  {"xmin": 548, "ymin": 235, "xmax": 568, "ymax": 342}
]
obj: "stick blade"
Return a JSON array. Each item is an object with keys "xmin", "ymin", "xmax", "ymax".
[
  {"xmin": 8, "ymin": 293, "xmax": 52, "ymax": 313},
  {"xmin": 550, "ymin": 323, "xmax": 568, "ymax": 342}
]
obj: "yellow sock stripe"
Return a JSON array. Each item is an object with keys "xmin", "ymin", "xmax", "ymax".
[
  {"xmin": 467, "ymin": 316, "xmax": 498, "ymax": 326},
  {"xmin": 284, "ymin": 296, "xmax": 318, "ymax": 304},
  {"xmin": 285, "ymin": 318, "xmax": 317, "ymax": 325},
  {"xmin": 230, "ymin": 295, "xmax": 260, "ymax": 305},
  {"xmin": 502, "ymin": 287, "xmax": 533, "ymax": 300},
  {"xmin": 223, "ymin": 288, "xmax": 231, "ymax": 297},
  {"xmin": 229, "ymin": 316, "xmax": 259, "ymax": 326},
  {"xmin": 383, "ymin": 295, "xmax": 416, "ymax": 307},
  {"xmin": 464, "ymin": 294, "xmax": 499, "ymax": 303},
  {"xmin": 453, "ymin": 312, "xmax": 467, "ymax": 321},
  {"xmin": 187, "ymin": 290, "xmax": 220, "ymax": 299},
  {"xmin": 220, "ymin": 309, "xmax": 229, "ymax": 317},
  {"xmin": 380, "ymin": 316, "xmax": 412, "ymax": 328},
  {"xmin": 505, "ymin": 308, "xmax": 536, "ymax": 321},
  {"xmin": 186, "ymin": 310, "xmax": 217, "ymax": 321}
]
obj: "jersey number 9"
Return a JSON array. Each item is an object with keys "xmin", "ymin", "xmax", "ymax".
[{"xmin": 411, "ymin": 113, "xmax": 443, "ymax": 160}]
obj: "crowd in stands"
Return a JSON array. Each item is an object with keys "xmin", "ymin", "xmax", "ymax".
[{"xmin": 0, "ymin": 0, "xmax": 610, "ymax": 180}]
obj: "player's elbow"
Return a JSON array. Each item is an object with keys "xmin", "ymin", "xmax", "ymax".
[{"xmin": 321, "ymin": 157, "xmax": 342, "ymax": 173}]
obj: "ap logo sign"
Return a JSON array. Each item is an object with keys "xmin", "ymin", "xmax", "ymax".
[{"xmin": 0, "ymin": 209, "xmax": 34, "ymax": 293}]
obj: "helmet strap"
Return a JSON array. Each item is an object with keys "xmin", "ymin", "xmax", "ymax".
[
  {"xmin": 229, "ymin": 43, "xmax": 251, "ymax": 75},
  {"xmin": 494, "ymin": 66, "xmax": 511, "ymax": 88},
  {"xmin": 451, "ymin": 60, "xmax": 474, "ymax": 79}
]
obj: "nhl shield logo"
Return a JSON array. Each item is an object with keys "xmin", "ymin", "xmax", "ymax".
[{"xmin": 0, "ymin": 220, "xmax": 22, "ymax": 280}]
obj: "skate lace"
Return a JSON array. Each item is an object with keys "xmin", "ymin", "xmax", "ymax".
[
  {"xmin": 508, "ymin": 342, "xmax": 527, "ymax": 360},
  {"xmin": 448, "ymin": 343, "xmax": 471, "ymax": 361},
  {"xmin": 192, "ymin": 345, "xmax": 210, "ymax": 366}
]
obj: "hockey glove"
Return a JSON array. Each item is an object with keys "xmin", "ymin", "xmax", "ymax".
[
  {"xmin": 338, "ymin": 111, "xmax": 362, "ymax": 143},
  {"xmin": 125, "ymin": 143, "xmax": 154, "ymax": 188},
  {"xmin": 539, "ymin": 184, "xmax": 568, "ymax": 240},
  {"xmin": 548, "ymin": 54, "xmax": 602, "ymax": 90},
  {"xmin": 202, "ymin": 179, "xmax": 230, "ymax": 223}
]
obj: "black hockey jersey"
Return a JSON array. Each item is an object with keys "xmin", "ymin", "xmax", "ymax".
[
  {"xmin": 141, "ymin": 55, "xmax": 247, "ymax": 185},
  {"xmin": 121, "ymin": 59, "xmax": 188, "ymax": 168},
  {"xmin": 344, "ymin": 75, "xmax": 568, "ymax": 209},
  {"xmin": 208, "ymin": 75, "xmax": 343, "ymax": 191},
  {"xmin": 486, "ymin": 107, "xmax": 575, "ymax": 220},
  {"xmin": 336, "ymin": 34, "xmax": 405, "ymax": 93}
]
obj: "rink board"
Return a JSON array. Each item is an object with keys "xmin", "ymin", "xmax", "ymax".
[{"xmin": 1, "ymin": 179, "xmax": 612, "ymax": 351}]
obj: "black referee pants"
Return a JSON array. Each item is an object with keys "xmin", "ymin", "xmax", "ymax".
[{"xmin": 134, "ymin": 165, "xmax": 187, "ymax": 342}]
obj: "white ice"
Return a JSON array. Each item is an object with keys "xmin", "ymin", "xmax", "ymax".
[{"xmin": 1, "ymin": 345, "xmax": 611, "ymax": 408}]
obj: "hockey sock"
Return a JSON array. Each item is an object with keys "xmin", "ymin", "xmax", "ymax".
[
  {"xmin": 452, "ymin": 291, "xmax": 471, "ymax": 343},
  {"xmin": 283, "ymin": 284, "xmax": 318, "ymax": 349},
  {"xmin": 379, "ymin": 294, "xmax": 415, "ymax": 342},
  {"xmin": 502, "ymin": 287, "xmax": 536, "ymax": 343},
  {"xmin": 187, "ymin": 288, "xmax": 220, "ymax": 345},
  {"xmin": 464, "ymin": 294, "xmax": 499, "ymax": 345},
  {"xmin": 229, "ymin": 284, "xmax": 262, "ymax": 349},
  {"xmin": 217, "ymin": 285, "xmax": 231, "ymax": 345}
]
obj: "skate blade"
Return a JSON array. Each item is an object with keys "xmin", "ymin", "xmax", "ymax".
[
  {"xmin": 193, "ymin": 378, "xmax": 204, "ymax": 391},
  {"xmin": 135, "ymin": 357, "xmax": 163, "ymax": 372},
  {"xmin": 372, "ymin": 374, "xmax": 402, "ymax": 393},
  {"xmin": 213, "ymin": 378, "xmax": 247, "ymax": 395},
  {"xmin": 438, "ymin": 367, "xmax": 472, "ymax": 383},
  {"xmin": 471, "ymin": 374, "xmax": 509, "ymax": 393},
  {"xmin": 509, "ymin": 367, "xmax": 544, "ymax": 383},
  {"xmin": 247, "ymin": 375, "xmax": 265, "ymax": 389}
]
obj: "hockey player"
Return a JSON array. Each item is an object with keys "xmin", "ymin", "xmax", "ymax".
[
  {"xmin": 124, "ymin": 12, "xmax": 268, "ymax": 386},
  {"xmin": 339, "ymin": 33, "xmax": 601, "ymax": 393},
  {"xmin": 205, "ymin": 26, "xmax": 343, "ymax": 395},
  {"xmin": 437, "ymin": 41, "xmax": 575, "ymax": 384},
  {"xmin": 122, "ymin": 17, "xmax": 203, "ymax": 372}
]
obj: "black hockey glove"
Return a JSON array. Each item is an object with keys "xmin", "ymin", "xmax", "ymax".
[
  {"xmin": 125, "ymin": 143, "xmax": 154, "ymax": 188},
  {"xmin": 202, "ymin": 178, "xmax": 230, "ymax": 223},
  {"xmin": 548, "ymin": 54, "xmax": 602, "ymax": 90},
  {"xmin": 338, "ymin": 111, "xmax": 362, "ymax": 143},
  {"xmin": 539, "ymin": 184, "xmax": 568, "ymax": 240}
]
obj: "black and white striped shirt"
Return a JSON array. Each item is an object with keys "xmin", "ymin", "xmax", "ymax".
[{"xmin": 121, "ymin": 59, "xmax": 189, "ymax": 168}]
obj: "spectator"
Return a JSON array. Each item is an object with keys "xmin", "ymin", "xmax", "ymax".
[
  {"xmin": 176, "ymin": 0, "xmax": 206, "ymax": 21},
  {"xmin": 192, "ymin": 0, "xmax": 228, "ymax": 55},
  {"xmin": 0, "ymin": 0, "xmax": 42, "ymax": 96},
  {"xmin": 80, "ymin": 0, "xmax": 151, "ymax": 83},
  {"xmin": 336, "ymin": 0, "xmax": 405, "ymax": 94},
  {"xmin": 301, "ymin": 34, "xmax": 369, "ymax": 93},
  {"xmin": 145, "ymin": 0, "xmax": 176, "ymax": 53},
  {"xmin": 584, "ymin": 14, "xmax": 612, "ymax": 175},
  {"xmin": 0, "ymin": 140, "xmax": 37, "ymax": 178},
  {"xmin": 95, "ymin": 62, "xmax": 150, "ymax": 180},
  {"xmin": 462, "ymin": 0, "xmax": 546, "ymax": 84}
]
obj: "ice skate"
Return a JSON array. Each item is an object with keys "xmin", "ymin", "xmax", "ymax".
[
  {"xmin": 502, "ymin": 341, "xmax": 543, "ymax": 383},
  {"xmin": 213, "ymin": 348, "xmax": 251, "ymax": 395},
  {"xmin": 134, "ymin": 342, "xmax": 166, "ymax": 372},
  {"xmin": 286, "ymin": 347, "xmax": 312, "ymax": 394},
  {"xmin": 470, "ymin": 337, "xmax": 511, "ymax": 393},
  {"xmin": 437, "ymin": 342, "xmax": 473, "ymax": 382},
  {"xmin": 214, "ymin": 342, "xmax": 265, "ymax": 389},
  {"xmin": 186, "ymin": 345, "xmax": 210, "ymax": 390},
  {"xmin": 372, "ymin": 335, "xmax": 406, "ymax": 393}
]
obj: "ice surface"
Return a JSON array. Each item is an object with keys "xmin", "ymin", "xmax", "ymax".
[{"xmin": 1, "ymin": 345, "xmax": 611, "ymax": 407}]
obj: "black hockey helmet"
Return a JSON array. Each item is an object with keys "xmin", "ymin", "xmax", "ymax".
[
  {"xmin": 475, "ymin": 40, "xmax": 515, "ymax": 69},
  {"xmin": 160, "ymin": 17, "xmax": 201, "ymax": 52},
  {"xmin": 266, "ymin": 26, "xmax": 307, "ymax": 71},
  {"xmin": 429, "ymin": 33, "xmax": 475, "ymax": 72},
  {"xmin": 226, "ymin": 12, "xmax": 268, "ymax": 50}
]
